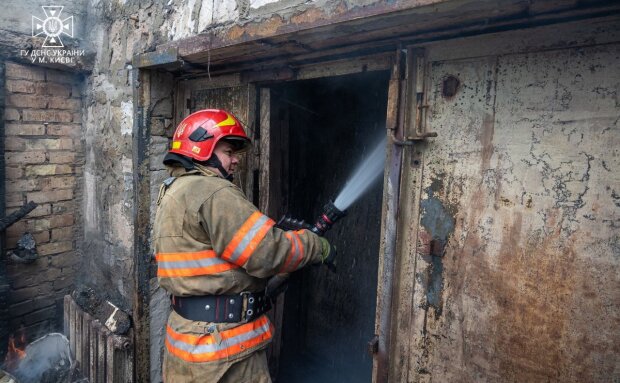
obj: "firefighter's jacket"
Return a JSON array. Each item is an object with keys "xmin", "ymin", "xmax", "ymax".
[{"xmin": 154, "ymin": 164, "xmax": 324, "ymax": 370}]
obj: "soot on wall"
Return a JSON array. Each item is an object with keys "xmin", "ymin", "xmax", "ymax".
[{"xmin": 274, "ymin": 71, "xmax": 389, "ymax": 382}]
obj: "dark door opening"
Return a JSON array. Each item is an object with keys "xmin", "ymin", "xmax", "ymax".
[{"xmin": 269, "ymin": 71, "xmax": 390, "ymax": 382}]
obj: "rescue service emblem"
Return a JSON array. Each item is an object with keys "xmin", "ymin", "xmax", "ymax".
[{"xmin": 192, "ymin": 146, "xmax": 201, "ymax": 154}]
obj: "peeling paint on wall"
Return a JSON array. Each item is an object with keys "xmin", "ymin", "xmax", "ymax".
[
  {"xmin": 408, "ymin": 38, "xmax": 620, "ymax": 383},
  {"xmin": 419, "ymin": 178, "xmax": 455, "ymax": 315}
]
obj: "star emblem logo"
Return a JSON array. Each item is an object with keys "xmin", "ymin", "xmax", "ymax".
[{"xmin": 32, "ymin": 6, "xmax": 74, "ymax": 48}]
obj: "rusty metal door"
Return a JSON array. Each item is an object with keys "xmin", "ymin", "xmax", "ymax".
[{"xmin": 388, "ymin": 18, "xmax": 620, "ymax": 383}]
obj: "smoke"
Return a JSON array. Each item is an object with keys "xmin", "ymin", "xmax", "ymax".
[
  {"xmin": 334, "ymin": 135, "xmax": 387, "ymax": 211},
  {"xmin": 7, "ymin": 333, "xmax": 75, "ymax": 383}
]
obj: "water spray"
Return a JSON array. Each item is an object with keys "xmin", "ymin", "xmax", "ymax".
[
  {"xmin": 334, "ymin": 136, "xmax": 386, "ymax": 211},
  {"xmin": 267, "ymin": 136, "xmax": 387, "ymax": 299},
  {"xmin": 277, "ymin": 135, "xmax": 387, "ymax": 234}
]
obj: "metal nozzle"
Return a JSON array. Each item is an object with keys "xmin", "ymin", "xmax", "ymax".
[{"xmin": 310, "ymin": 201, "xmax": 347, "ymax": 236}]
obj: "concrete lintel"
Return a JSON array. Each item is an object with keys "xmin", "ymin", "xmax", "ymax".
[
  {"xmin": 132, "ymin": 46, "xmax": 179, "ymax": 69},
  {"xmin": 138, "ymin": 0, "xmax": 620, "ymax": 71}
]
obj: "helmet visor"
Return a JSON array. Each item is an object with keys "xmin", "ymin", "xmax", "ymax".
[{"xmin": 222, "ymin": 136, "xmax": 251, "ymax": 153}]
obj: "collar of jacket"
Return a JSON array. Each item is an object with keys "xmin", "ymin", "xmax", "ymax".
[{"xmin": 167, "ymin": 163, "xmax": 220, "ymax": 179}]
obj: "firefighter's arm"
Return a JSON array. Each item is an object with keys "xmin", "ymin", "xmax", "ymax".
[{"xmin": 200, "ymin": 186, "xmax": 325, "ymax": 278}]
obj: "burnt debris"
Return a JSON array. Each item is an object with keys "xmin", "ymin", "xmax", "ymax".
[
  {"xmin": 71, "ymin": 287, "xmax": 131, "ymax": 335},
  {"xmin": 7, "ymin": 234, "xmax": 38, "ymax": 265},
  {"xmin": 2, "ymin": 333, "xmax": 86, "ymax": 383}
]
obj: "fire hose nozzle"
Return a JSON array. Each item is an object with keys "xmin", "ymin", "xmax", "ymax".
[{"xmin": 311, "ymin": 201, "xmax": 347, "ymax": 236}]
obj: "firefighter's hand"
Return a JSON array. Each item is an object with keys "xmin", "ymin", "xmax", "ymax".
[{"xmin": 319, "ymin": 237, "xmax": 337, "ymax": 272}]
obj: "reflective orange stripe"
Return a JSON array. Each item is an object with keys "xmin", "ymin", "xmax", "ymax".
[
  {"xmin": 221, "ymin": 211, "xmax": 275, "ymax": 266},
  {"xmin": 280, "ymin": 233, "xmax": 296, "ymax": 272},
  {"xmin": 165, "ymin": 315, "xmax": 274, "ymax": 362},
  {"xmin": 290, "ymin": 231, "xmax": 305, "ymax": 270},
  {"xmin": 156, "ymin": 250, "xmax": 237, "ymax": 277},
  {"xmin": 279, "ymin": 231, "xmax": 305, "ymax": 273}
]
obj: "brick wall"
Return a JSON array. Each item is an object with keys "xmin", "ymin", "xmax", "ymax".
[{"xmin": 3, "ymin": 62, "xmax": 83, "ymax": 339}]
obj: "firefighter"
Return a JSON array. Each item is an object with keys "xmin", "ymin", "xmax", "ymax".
[{"xmin": 154, "ymin": 109, "xmax": 335, "ymax": 382}]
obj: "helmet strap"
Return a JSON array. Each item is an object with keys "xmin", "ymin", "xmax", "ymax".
[{"xmin": 203, "ymin": 154, "xmax": 233, "ymax": 182}]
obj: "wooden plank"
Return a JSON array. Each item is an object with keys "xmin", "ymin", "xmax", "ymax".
[
  {"xmin": 132, "ymin": 68, "xmax": 151, "ymax": 383},
  {"xmin": 173, "ymin": 79, "xmax": 188, "ymax": 130},
  {"xmin": 69, "ymin": 298, "xmax": 76, "ymax": 359},
  {"xmin": 106, "ymin": 335, "xmax": 114, "ymax": 383},
  {"xmin": 63, "ymin": 295, "xmax": 70, "ymax": 337},
  {"xmin": 258, "ymin": 88, "xmax": 285, "ymax": 375},
  {"xmin": 124, "ymin": 333, "xmax": 134, "ymax": 383},
  {"xmin": 241, "ymin": 83, "xmax": 258, "ymax": 202},
  {"xmin": 296, "ymin": 52, "xmax": 392, "ymax": 80},
  {"xmin": 104, "ymin": 335, "xmax": 133, "ymax": 383},
  {"xmin": 82, "ymin": 313, "xmax": 92, "ymax": 378},
  {"xmin": 75, "ymin": 301, "xmax": 82, "ymax": 368},
  {"xmin": 97, "ymin": 323, "xmax": 107, "ymax": 383},
  {"xmin": 89, "ymin": 320, "xmax": 98, "ymax": 382},
  {"xmin": 184, "ymin": 73, "xmax": 243, "ymax": 91},
  {"xmin": 258, "ymin": 88, "xmax": 271, "ymax": 213}
]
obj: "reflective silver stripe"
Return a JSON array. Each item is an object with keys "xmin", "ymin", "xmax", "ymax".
[
  {"xmin": 228, "ymin": 215, "xmax": 270, "ymax": 263},
  {"xmin": 158, "ymin": 257, "xmax": 229, "ymax": 270},
  {"xmin": 167, "ymin": 321, "xmax": 271, "ymax": 355}
]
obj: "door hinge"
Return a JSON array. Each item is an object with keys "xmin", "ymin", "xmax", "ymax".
[{"xmin": 394, "ymin": 48, "xmax": 437, "ymax": 146}]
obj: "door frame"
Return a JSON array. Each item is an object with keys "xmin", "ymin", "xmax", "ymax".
[{"xmin": 173, "ymin": 52, "xmax": 399, "ymax": 378}]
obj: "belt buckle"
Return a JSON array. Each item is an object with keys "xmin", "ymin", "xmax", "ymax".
[{"xmin": 239, "ymin": 291, "xmax": 254, "ymax": 322}]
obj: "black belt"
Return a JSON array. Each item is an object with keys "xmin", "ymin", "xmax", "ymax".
[{"xmin": 172, "ymin": 292, "xmax": 271, "ymax": 323}]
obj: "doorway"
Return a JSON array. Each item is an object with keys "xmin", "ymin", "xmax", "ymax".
[{"xmin": 266, "ymin": 71, "xmax": 390, "ymax": 382}]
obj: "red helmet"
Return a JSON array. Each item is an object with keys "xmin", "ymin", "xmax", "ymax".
[{"xmin": 168, "ymin": 109, "xmax": 251, "ymax": 162}]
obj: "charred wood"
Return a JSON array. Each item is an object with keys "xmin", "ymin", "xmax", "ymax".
[
  {"xmin": 71, "ymin": 287, "xmax": 131, "ymax": 335},
  {"xmin": 0, "ymin": 203, "xmax": 37, "ymax": 233}
]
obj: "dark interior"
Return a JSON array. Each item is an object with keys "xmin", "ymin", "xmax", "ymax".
[{"xmin": 270, "ymin": 71, "xmax": 390, "ymax": 382}]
